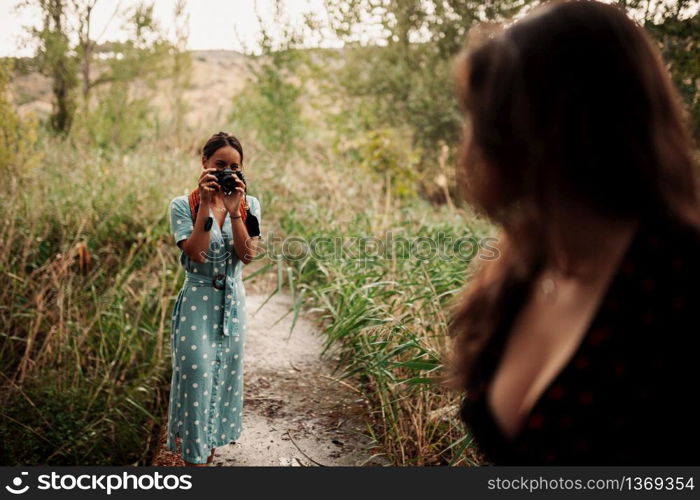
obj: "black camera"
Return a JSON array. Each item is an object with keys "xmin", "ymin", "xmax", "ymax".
[{"xmin": 213, "ymin": 169, "xmax": 245, "ymax": 195}]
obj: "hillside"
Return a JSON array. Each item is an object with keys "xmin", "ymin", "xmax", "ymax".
[{"xmin": 7, "ymin": 49, "xmax": 251, "ymax": 129}]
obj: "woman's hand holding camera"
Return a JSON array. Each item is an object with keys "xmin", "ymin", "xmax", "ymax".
[
  {"xmin": 197, "ymin": 167, "xmax": 245, "ymax": 213},
  {"xmin": 198, "ymin": 168, "xmax": 219, "ymax": 204},
  {"xmin": 223, "ymin": 174, "xmax": 245, "ymax": 214}
]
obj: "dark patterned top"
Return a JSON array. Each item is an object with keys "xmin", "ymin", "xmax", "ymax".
[{"xmin": 459, "ymin": 211, "xmax": 700, "ymax": 465}]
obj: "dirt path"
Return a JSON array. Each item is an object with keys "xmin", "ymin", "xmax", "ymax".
[{"xmin": 152, "ymin": 286, "xmax": 388, "ymax": 466}]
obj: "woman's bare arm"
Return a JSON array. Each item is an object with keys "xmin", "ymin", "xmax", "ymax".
[
  {"xmin": 179, "ymin": 198, "xmax": 213, "ymax": 264},
  {"xmin": 179, "ymin": 168, "xmax": 219, "ymax": 264},
  {"xmin": 229, "ymin": 216, "xmax": 259, "ymax": 265}
]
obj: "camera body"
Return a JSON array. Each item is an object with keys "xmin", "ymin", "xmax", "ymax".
[{"xmin": 213, "ymin": 168, "xmax": 245, "ymax": 194}]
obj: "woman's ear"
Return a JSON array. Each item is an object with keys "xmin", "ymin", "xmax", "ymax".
[{"xmin": 201, "ymin": 155, "xmax": 207, "ymax": 169}]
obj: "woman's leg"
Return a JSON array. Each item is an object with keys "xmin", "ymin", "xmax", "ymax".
[{"xmin": 206, "ymin": 447, "xmax": 216, "ymax": 464}]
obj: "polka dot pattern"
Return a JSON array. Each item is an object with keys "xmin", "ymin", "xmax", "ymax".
[{"xmin": 165, "ymin": 194, "xmax": 262, "ymax": 464}]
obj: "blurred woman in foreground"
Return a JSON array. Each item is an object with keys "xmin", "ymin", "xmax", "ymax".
[{"xmin": 445, "ymin": 0, "xmax": 700, "ymax": 465}]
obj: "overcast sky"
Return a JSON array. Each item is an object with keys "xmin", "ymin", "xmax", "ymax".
[{"xmin": 0, "ymin": 0, "xmax": 343, "ymax": 57}]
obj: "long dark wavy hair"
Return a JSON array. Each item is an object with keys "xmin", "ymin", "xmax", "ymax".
[{"xmin": 444, "ymin": 0, "xmax": 700, "ymax": 392}]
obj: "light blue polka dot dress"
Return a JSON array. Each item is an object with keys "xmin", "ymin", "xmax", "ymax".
[{"xmin": 165, "ymin": 194, "xmax": 261, "ymax": 464}]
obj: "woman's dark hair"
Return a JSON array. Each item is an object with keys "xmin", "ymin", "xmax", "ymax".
[
  {"xmin": 202, "ymin": 131, "xmax": 244, "ymax": 164},
  {"xmin": 445, "ymin": 0, "xmax": 700, "ymax": 391}
]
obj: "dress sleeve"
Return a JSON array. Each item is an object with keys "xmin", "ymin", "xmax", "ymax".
[
  {"xmin": 170, "ymin": 197, "xmax": 194, "ymax": 245},
  {"xmin": 250, "ymin": 196, "xmax": 262, "ymax": 237}
]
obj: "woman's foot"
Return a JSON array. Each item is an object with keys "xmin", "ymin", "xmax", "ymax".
[
  {"xmin": 183, "ymin": 448, "xmax": 215, "ymax": 467},
  {"xmin": 184, "ymin": 460, "xmax": 209, "ymax": 467}
]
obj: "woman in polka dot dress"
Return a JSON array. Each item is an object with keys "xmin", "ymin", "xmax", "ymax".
[{"xmin": 165, "ymin": 132, "xmax": 262, "ymax": 466}]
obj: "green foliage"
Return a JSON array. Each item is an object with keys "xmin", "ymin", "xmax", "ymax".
[
  {"xmin": 0, "ymin": 59, "xmax": 41, "ymax": 174},
  {"xmin": 231, "ymin": 52, "xmax": 305, "ymax": 152},
  {"xmin": 81, "ymin": 82, "xmax": 155, "ymax": 151},
  {"xmin": 230, "ymin": 1, "xmax": 307, "ymax": 152},
  {"xmin": 323, "ymin": 0, "xmax": 536, "ymax": 156},
  {"xmin": 313, "ymin": 0, "xmax": 537, "ymax": 205},
  {"xmin": 340, "ymin": 128, "xmax": 421, "ymax": 198},
  {"xmin": 337, "ymin": 44, "xmax": 463, "ymax": 153},
  {"xmin": 0, "ymin": 379, "xmax": 158, "ymax": 465},
  {"xmin": 307, "ymin": 0, "xmax": 700, "ymax": 210}
]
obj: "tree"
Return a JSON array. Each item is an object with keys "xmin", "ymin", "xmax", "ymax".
[
  {"xmin": 25, "ymin": 0, "xmax": 79, "ymax": 134},
  {"xmin": 73, "ymin": 0, "xmax": 97, "ymax": 102}
]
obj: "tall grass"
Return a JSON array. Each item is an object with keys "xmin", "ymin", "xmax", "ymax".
[
  {"xmin": 1, "ymin": 121, "xmax": 491, "ymax": 465},
  {"xmin": 0, "ymin": 130, "xmax": 216, "ymax": 464}
]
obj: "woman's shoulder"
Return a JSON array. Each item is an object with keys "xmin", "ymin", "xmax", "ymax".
[{"xmin": 170, "ymin": 194, "xmax": 190, "ymax": 209}]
